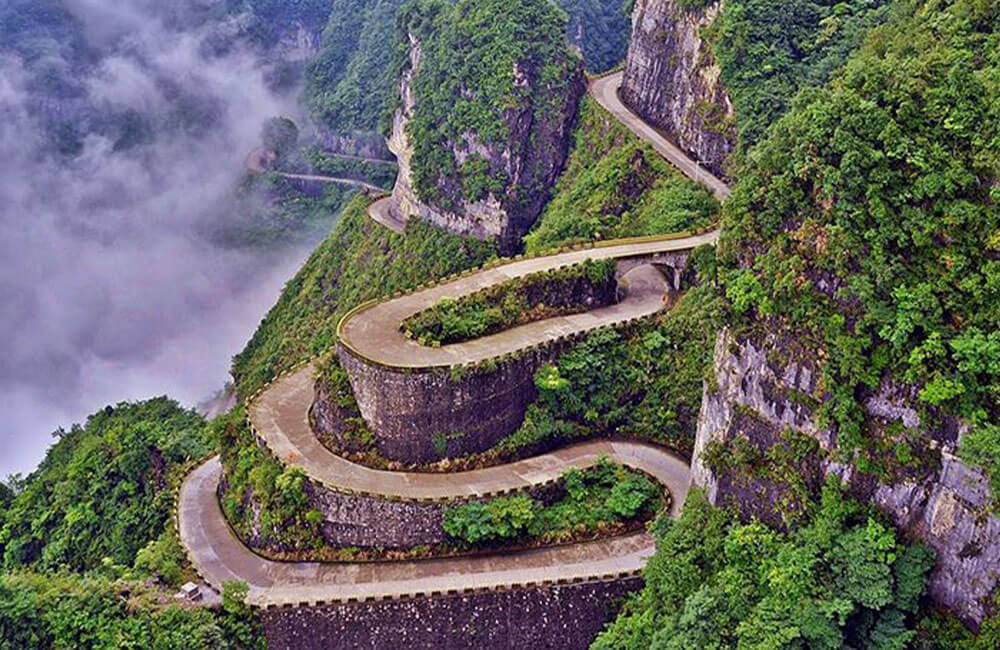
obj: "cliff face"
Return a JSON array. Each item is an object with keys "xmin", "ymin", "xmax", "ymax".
[
  {"xmin": 620, "ymin": 0, "xmax": 734, "ymax": 177},
  {"xmin": 693, "ymin": 331, "xmax": 1000, "ymax": 626},
  {"xmin": 385, "ymin": 32, "xmax": 585, "ymax": 253}
]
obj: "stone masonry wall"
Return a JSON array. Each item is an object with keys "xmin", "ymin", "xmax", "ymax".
[
  {"xmin": 229, "ymin": 445, "xmax": 566, "ymax": 552},
  {"xmin": 692, "ymin": 330, "xmax": 1000, "ymax": 625},
  {"xmin": 305, "ymin": 479, "xmax": 564, "ymax": 550},
  {"xmin": 261, "ymin": 577, "xmax": 642, "ymax": 650},
  {"xmin": 621, "ymin": 0, "xmax": 735, "ymax": 177},
  {"xmin": 338, "ymin": 342, "xmax": 566, "ymax": 464}
]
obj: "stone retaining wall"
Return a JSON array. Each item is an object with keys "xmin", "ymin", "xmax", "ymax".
[
  {"xmin": 230, "ymin": 452, "xmax": 567, "ymax": 552},
  {"xmin": 306, "ymin": 479, "xmax": 565, "ymax": 549},
  {"xmin": 334, "ymin": 250, "xmax": 693, "ymax": 464},
  {"xmin": 261, "ymin": 577, "xmax": 641, "ymax": 650},
  {"xmin": 338, "ymin": 343, "xmax": 566, "ymax": 463}
]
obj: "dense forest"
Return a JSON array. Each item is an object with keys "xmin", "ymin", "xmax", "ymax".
[
  {"xmin": 719, "ymin": 0, "xmax": 1000, "ymax": 487},
  {"xmin": 0, "ymin": 400, "xmax": 264, "ymax": 648}
]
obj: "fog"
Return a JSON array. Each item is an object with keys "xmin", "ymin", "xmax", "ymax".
[{"xmin": 0, "ymin": 2, "xmax": 321, "ymax": 476}]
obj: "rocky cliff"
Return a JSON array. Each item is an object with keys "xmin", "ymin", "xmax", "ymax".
[
  {"xmin": 620, "ymin": 0, "xmax": 734, "ymax": 177},
  {"xmin": 692, "ymin": 331, "xmax": 1000, "ymax": 626},
  {"xmin": 383, "ymin": 0, "xmax": 585, "ymax": 253}
]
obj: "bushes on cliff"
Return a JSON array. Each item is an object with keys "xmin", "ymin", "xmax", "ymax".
[
  {"xmin": 306, "ymin": 0, "xmax": 408, "ymax": 136},
  {"xmin": 443, "ymin": 460, "xmax": 660, "ymax": 546},
  {"xmin": 501, "ymin": 258, "xmax": 726, "ymax": 456},
  {"xmin": 443, "ymin": 495, "xmax": 538, "ymax": 544},
  {"xmin": 712, "ymin": 0, "xmax": 894, "ymax": 150},
  {"xmin": 216, "ymin": 409, "xmax": 325, "ymax": 552},
  {"xmin": 395, "ymin": 0, "xmax": 581, "ymax": 212},
  {"xmin": 0, "ymin": 398, "xmax": 210, "ymax": 573},
  {"xmin": 402, "ymin": 258, "xmax": 616, "ymax": 345},
  {"xmin": 525, "ymin": 98, "xmax": 719, "ymax": 253},
  {"xmin": 305, "ymin": 0, "xmax": 625, "ymax": 139},
  {"xmin": 231, "ymin": 195, "xmax": 496, "ymax": 398},
  {"xmin": 558, "ymin": 0, "xmax": 630, "ymax": 73},
  {"xmin": 717, "ymin": 0, "xmax": 1000, "ymax": 485},
  {"xmin": 594, "ymin": 483, "xmax": 935, "ymax": 649}
]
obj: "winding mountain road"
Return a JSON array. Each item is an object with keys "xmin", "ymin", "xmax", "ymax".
[
  {"xmin": 590, "ymin": 73, "xmax": 729, "ymax": 201},
  {"xmin": 366, "ymin": 195, "xmax": 407, "ymax": 233},
  {"xmin": 246, "ymin": 148, "xmax": 386, "ymax": 193},
  {"xmin": 179, "ymin": 74, "xmax": 730, "ymax": 608},
  {"xmin": 338, "ymin": 234, "xmax": 716, "ymax": 369}
]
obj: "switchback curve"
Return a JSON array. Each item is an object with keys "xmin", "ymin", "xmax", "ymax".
[
  {"xmin": 179, "ymin": 74, "xmax": 730, "ymax": 609},
  {"xmin": 337, "ymin": 235, "xmax": 715, "ymax": 370}
]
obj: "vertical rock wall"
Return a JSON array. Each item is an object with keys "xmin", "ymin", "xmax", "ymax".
[
  {"xmin": 620, "ymin": 0, "xmax": 735, "ymax": 177},
  {"xmin": 692, "ymin": 331, "xmax": 1000, "ymax": 625},
  {"xmin": 337, "ymin": 342, "xmax": 565, "ymax": 463}
]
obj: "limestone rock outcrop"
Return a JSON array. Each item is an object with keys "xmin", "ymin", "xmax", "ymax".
[
  {"xmin": 692, "ymin": 330, "xmax": 1000, "ymax": 626},
  {"xmin": 384, "ymin": 32, "xmax": 585, "ymax": 253},
  {"xmin": 620, "ymin": 0, "xmax": 734, "ymax": 177}
]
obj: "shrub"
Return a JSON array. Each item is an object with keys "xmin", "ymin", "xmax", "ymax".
[{"xmin": 443, "ymin": 495, "xmax": 538, "ymax": 544}]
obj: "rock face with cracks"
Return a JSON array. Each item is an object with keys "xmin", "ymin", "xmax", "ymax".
[
  {"xmin": 693, "ymin": 330, "xmax": 1000, "ymax": 626},
  {"xmin": 620, "ymin": 0, "xmax": 735, "ymax": 178}
]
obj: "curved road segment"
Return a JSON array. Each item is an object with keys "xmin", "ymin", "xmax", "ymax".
[
  {"xmin": 339, "ymin": 241, "xmax": 715, "ymax": 369},
  {"xmin": 246, "ymin": 148, "xmax": 385, "ymax": 193},
  {"xmin": 590, "ymin": 73, "xmax": 729, "ymax": 202},
  {"xmin": 179, "ymin": 74, "xmax": 731, "ymax": 608}
]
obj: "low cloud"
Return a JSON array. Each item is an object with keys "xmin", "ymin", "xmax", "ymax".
[{"xmin": 0, "ymin": 2, "xmax": 316, "ymax": 476}]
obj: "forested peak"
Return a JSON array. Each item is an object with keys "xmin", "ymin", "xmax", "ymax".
[{"xmin": 0, "ymin": 397, "xmax": 210, "ymax": 572}]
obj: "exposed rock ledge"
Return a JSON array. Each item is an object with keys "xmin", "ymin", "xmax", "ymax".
[
  {"xmin": 692, "ymin": 330, "xmax": 1000, "ymax": 626},
  {"xmin": 620, "ymin": 0, "xmax": 735, "ymax": 178}
]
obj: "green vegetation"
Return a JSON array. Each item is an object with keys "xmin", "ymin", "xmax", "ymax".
[
  {"xmin": 443, "ymin": 459, "xmax": 661, "ymax": 545},
  {"xmin": 237, "ymin": 0, "xmax": 334, "ymax": 48},
  {"xmin": 213, "ymin": 179, "xmax": 353, "ymax": 248},
  {"xmin": 305, "ymin": 0, "xmax": 627, "ymax": 139},
  {"xmin": 397, "ymin": 0, "xmax": 580, "ymax": 210},
  {"xmin": 0, "ymin": 572, "xmax": 262, "ymax": 650},
  {"xmin": 0, "ymin": 398, "xmax": 210, "ymax": 572},
  {"xmin": 499, "ymin": 250, "xmax": 725, "ymax": 456},
  {"xmin": 443, "ymin": 495, "xmax": 537, "ymax": 544},
  {"xmin": 216, "ymin": 409, "xmax": 326, "ymax": 552},
  {"xmin": 231, "ymin": 195, "xmax": 496, "ymax": 398},
  {"xmin": 261, "ymin": 117, "xmax": 299, "ymax": 158},
  {"xmin": 305, "ymin": 146, "xmax": 398, "ymax": 188},
  {"xmin": 402, "ymin": 258, "xmax": 616, "ymax": 345},
  {"xmin": 712, "ymin": 0, "xmax": 894, "ymax": 150},
  {"xmin": 594, "ymin": 483, "xmax": 935, "ymax": 649},
  {"xmin": 312, "ymin": 353, "xmax": 376, "ymax": 453},
  {"xmin": 718, "ymin": 0, "xmax": 1000, "ymax": 486},
  {"xmin": 524, "ymin": 98, "xmax": 719, "ymax": 253},
  {"xmin": 305, "ymin": 0, "xmax": 407, "ymax": 135},
  {"xmin": 558, "ymin": 0, "xmax": 630, "ymax": 73},
  {"xmin": 0, "ymin": 400, "xmax": 263, "ymax": 648}
]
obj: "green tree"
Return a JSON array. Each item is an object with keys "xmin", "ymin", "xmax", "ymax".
[{"xmin": 261, "ymin": 117, "xmax": 299, "ymax": 158}]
